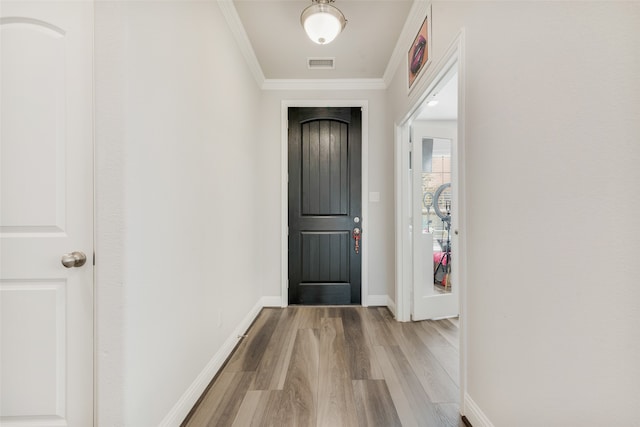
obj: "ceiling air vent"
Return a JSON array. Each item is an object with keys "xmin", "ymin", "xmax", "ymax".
[{"xmin": 307, "ymin": 57, "xmax": 335, "ymax": 70}]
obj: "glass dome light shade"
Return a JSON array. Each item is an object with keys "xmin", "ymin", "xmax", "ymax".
[{"xmin": 301, "ymin": 3, "xmax": 347, "ymax": 45}]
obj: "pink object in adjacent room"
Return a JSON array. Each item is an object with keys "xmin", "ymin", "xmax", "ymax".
[{"xmin": 433, "ymin": 251, "xmax": 448, "ymax": 266}]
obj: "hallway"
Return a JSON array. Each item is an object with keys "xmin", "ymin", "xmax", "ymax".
[{"xmin": 183, "ymin": 307, "xmax": 463, "ymax": 426}]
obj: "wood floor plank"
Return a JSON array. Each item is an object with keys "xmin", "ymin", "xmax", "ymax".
[
  {"xmin": 297, "ymin": 306, "xmax": 325, "ymax": 329},
  {"xmin": 352, "ymin": 380, "xmax": 402, "ymax": 427},
  {"xmin": 366, "ymin": 306, "xmax": 385, "ymax": 321},
  {"xmin": 206, "ymin": 371, "xmax": 255, "ymax": 427},
  {"xmin": 379, "ymin": 313, "xmax": 459, "ymax": 403},
  {"xmin": 231, "ymin": 390, "xmax": 292, "ymax": 427},
  {"xmin": 183, "ymin": 372, "xmax": 235, "ymax": 427},
  {"xmin": 383, "ymin": 345, "xmax": 443, "ymax": 426},
  {"xmin": 435, "ymin": 402, "xmax": 468, "ymax": 427},
  {"xmin": 252, "ymin": 390, "xmax": 287, "ymax": 427},
  {"xmin": 342, "ymin": 307, "xmax": 379, "ymax": 380},
  {"xmin": 273, "ymin": 310, "xmax": 303, "ymax": 390},
  {"xmin": 230, "ymin": 390, "xmax": 262, "ymax": 427},
  {"xmin": 373, "ymin": 345, "xmax": 419, "ymax": 427},
  {"xmin": 363, "ymin": 307, "xmax": 397, "ymax": 346},
  {"xmin": 359, "ymin": 309, "xmax": 385, "ymax": 380},
  {"xmin": 377, "ymin": 306, "xmax": 396, "ymax": 323},
  {"xmin": 268, "ymin": 328, "xmax": 319, "ymax": 426},
  {"xmin": 325, "ymin": 306, "xmax": 342, "ymax": 318},
  {"xmin": 252, "ymin": 308, "xmax": 302, "ymax": 390},
  {"xmin": 447, "ymin": 317, "xmax": 460, "ymax": 327},
  {"xmin": 184, "ymin": 371, "xmax": 254, "ymax": 427},
  {"xmin": 417, "ymin": 319, "xmax": 455, "ymax": 347},
  {"xmin": 426, "ymin": 318, "xmax": 459, "ymax": 349},
  {"xmin": 225, "ymin": 308, "xmax": 281, "ymax": 372},
  {"xmin": 413, "ymin": 322, "xmax": 460, "ymax": 383},
  {"xmin": 317, "ymin": 317, "xmax": 359, "ymax": 427},
  {"xmin": 396, "ymin": 322, "xmax": 459, "ymax": 403}
]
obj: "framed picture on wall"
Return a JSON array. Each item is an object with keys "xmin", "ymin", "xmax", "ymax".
[{"xmin": 408, "ymin": 6, "xmax": 432, "ymax": 91}]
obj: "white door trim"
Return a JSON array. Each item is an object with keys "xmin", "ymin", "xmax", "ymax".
[
  {"xmin": 393, "ymin": 29, "xmax": 467, "ymax": 415},
  {"xmin": 281, "ymin": 100, "xmax": 369, "ymax": 307},
  {"xmin": 394, "ymin": 124, "xmax": 412, "ymax": 320}
]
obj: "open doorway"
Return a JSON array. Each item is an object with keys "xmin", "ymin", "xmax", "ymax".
[
  {"xmin": 411, "ymin": 67, "xmax": 459, "ymax": 321},
  {"xmin": 396, "ymin": 60, "xmax": 460, "ymax": 322},
  {"xmin": 394, "ymin": 31, "xmax": 467, "ymax": 418}
]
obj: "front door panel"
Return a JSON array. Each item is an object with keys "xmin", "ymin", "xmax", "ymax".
[{"xmin": 288, "ymin": 107, "xmax": 361, "ymax": 305}]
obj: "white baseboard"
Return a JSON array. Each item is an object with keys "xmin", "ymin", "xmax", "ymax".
[
  {"xmin": 464, "ymin": 393, "xmax": 495, "ymax": 427},
  {"xmin": 158, "ymin": 299, "xmax": 264, "ymax": 427},
  {"xmin": 260, "ymin": 295, "xmax": 283, "ymax": 307},
  {"xmin": 386, "ymin": 297, "xmax": 397, "ymax": 317},
  {"xmin": 367, "ymin": 294, "xmax": 396, "ymax": 317},
  {"xmin": 367, "ymin": 294, "xmax": 390, "ymax": 307}
]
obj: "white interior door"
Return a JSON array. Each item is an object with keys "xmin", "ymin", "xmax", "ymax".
[
  {"xmin": 412, "ymin": 134, "xmax": 459, "ymax": 320},
  {"xmin": 1, "ymin": 2, "xmax": 94, "ymax": 426}
]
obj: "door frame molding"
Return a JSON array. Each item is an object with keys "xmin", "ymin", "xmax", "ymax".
[
  {"xmin": 394, "ymin": 29, "xmax": 467, "ymax": 413},
  {"xmin": 280, "ymin": 100, "xmax": 369, "ymax": 307}
]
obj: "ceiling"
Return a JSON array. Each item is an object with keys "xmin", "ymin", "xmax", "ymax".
[
  {"xmin": 232, "ymin": 0, "xmax": 414, "ymax": 80},
  {"xmin": 415, "ymin": 71, "xmax": 458, "ymax": 121},
  {"xmin": 227, "ymin": 1, "xmax": 457, "ymax": 121}
]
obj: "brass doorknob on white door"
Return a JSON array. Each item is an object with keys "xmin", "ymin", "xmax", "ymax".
[{"xmin": 61, "ymin": 251, "xmax": 87, "ymax": 268}]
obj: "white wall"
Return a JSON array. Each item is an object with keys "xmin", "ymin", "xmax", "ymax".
[
  {"xmin": 96, "ymin": 2, "xmax": 263, "ymax": 425},
  {"xmin": 95, "ymin": 2, "xmax": 126, "ymax": 424},
  {"xmin": 257, "ymin": 89, "xmax": 396, "ymax": 300},
  {"xmin": 388, "ymin": 2, "xmax": 640, "ymax": 426}
]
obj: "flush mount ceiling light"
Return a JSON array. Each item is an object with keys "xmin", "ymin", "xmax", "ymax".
[
  {"xmin": 427, "ymin": 92, "xmax": 439, "ymax": 107},
  {"xmin": 301, "ymin": 0, "xmax": 347, "ymax": 45}
]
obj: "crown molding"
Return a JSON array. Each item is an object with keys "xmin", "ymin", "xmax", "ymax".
[
  {"xmin": 383, "ymin": 0, "xmax": 431, "ymax": 87},
  {"xmin": 262, "ymin": 79, "xmax": 386, "ymax": 91},
  {"xmin": 217, "ymin": 0, "xmax": 266, "ymax": 87}
]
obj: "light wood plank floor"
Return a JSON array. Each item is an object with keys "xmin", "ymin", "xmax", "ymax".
[{"xmin": 182, "ymin": 307, "xmax": 465, "ymax": 427}]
